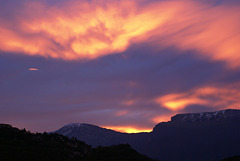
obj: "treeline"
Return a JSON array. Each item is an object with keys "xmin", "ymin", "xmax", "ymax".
[{"xmin": 0, "ymin": 124, "xmax": 157, "ymax": 161}]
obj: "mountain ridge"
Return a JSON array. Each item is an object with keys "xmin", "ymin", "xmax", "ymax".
[
  {"xmin": 55, "ymin": 109, "xmax": 240, "ymax": 161},
  {"xmin": 57, "ymin": 109, "xmax": 240, "ymax": 134},
  {"xmin": 171, "ymin": 109, "xmax": 240, "ymax": 123}
]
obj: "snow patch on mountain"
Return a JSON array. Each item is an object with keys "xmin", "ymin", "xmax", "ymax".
[
  {"xmin": 56, "ymin": 123, "xmax": 84, "ymax": 135},
  {"xmin": 171, "ymin": 109, "xmax": 240, "ymax": 123},
  {"xmin": 66, "ymin": 123, "xmax": 83, "ymax": 128}
]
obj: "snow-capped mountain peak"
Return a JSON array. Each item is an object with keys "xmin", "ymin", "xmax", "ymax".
[{"xmin": 56, "ymin": 123, "xmax": 85, "ymax": 135}]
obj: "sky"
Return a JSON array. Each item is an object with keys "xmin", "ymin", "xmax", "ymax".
[{"xmin": 0, "ymin": 0, "xmax": 240, "ymax": 133}]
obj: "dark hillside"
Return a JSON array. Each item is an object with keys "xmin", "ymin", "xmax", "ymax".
[{"xmin": 0, "ymin": 124, "xmax": 157, "ymax": 161}]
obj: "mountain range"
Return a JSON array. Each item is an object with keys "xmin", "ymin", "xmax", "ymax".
[{"xmin": 55, "ymin": 109, "xmax": 240, "ymax": 161}]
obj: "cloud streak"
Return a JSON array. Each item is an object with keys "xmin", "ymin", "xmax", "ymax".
[
  {"xmin": 0, "ymin": 0, "xmax": 239, "ymax": 67},
  {"xmin": 28, "ymin": 68, "xmax": 39, "ymax": 71},
  {"xmin": 155, "ymin": 83, "xmax": 240, "ymax": 112}
]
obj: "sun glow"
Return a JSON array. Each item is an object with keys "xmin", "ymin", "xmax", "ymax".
[
  {"xmin": 152, "ymin": 115, "xmax": 171, "ymax": 124},
  {"xmin": 104, "ymin": 126, "xmax": 152, "ymax": 133}
]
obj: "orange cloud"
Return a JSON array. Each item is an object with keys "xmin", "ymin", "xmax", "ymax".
[
  {"xmin": 122, "ymin": 100, "xmax": 136, "ymax": 106},
  {"xmin": 155, "ymin": 84, "xmax": 240, "ymax": 112},
  {"xmin": 155, "ymin": 94, "xmax": 207, "ymax": 111},
  {"xmin": 155, "ymin": 4, "xmax": 240, "ymax": 68},
  {"xmin": 104, "ymin": 125, "xmax": 152, "ymax": 133},
  {"xmin": 0, "ymin": 0, "xmax": 174, "ymax": 60},
  {"xmin": 152, "ymin": 115, "xmax": 171, "ymax": 124},
  {"xmin": 28, "ymin": 68, "xmax": 39, "ymax": 71},
  {"xmin": 0, "ymin": 0, "xmax": 239, "ymax": 67},
  {"xmin": 115, "ymin": 110, "xmax": 128, "ymax": 116}
]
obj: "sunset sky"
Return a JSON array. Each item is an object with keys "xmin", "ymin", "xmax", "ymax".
[{"xmin": 1, "ymin": 0, "xmax": 240, "ymax": 133}]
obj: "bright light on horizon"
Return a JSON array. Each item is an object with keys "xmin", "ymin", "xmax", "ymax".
[{"xmin": 103, "ymin": 126, "xmax": 152, "ymax": 133}]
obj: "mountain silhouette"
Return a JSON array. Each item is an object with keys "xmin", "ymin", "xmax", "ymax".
[
  {"xmin": 55, "ymin": 109, "xmax": 240, "ymax": 161},
  {"xmin": 0, "ymin": 124, "xmax": 157, "ymax": 161}
]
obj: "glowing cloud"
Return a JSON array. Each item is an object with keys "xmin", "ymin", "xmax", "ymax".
[
  {"xmin": 0, "ymin": 0, "xmax": 174, "ymax": 60},
  {"xmin": 155, "ymin": 94, "xmax": 207, "ymax": 111},
  {"xmin": 28, "ymin": 68, "xmax": 39, "ymax": 71},
  {"xmin": 155, "ymin": 84, "xmax": 240, "ymax": 112},
  {"xmin": 152, "ymin": 115, "xmax": 171, "ymax": 124},
  {"xmin": 115, "ymin": 110, "xmax": 128, "ymax": 116},
  {"xmin": 0, "ymin": 0, "xmax": 239, "ymax": 67},
  {"xmin": 122, "ymin": 100, "xmax": 136, "ymax": 106}
]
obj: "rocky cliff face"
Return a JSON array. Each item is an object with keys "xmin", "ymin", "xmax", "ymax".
[
  {"xmin": 150, "ymin": 109, "xmax": 240, "ymax": 161},
  {"xmin": 152, "ymin": 109, "xmax": 240, "ymax": 132}
]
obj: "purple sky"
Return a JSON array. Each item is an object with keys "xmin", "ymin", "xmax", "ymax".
[{"xmin": 0, "ymin": 0, "xmax": 240, "ymax": 133}]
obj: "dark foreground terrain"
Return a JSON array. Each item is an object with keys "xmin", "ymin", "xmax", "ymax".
[
  {"xmin": 1, "ymin": 109, "xmax": 240, "ymax": 161},
  {"xmin": 221, "ymin": 156, "xmax": 240, "ymax": 161},
  {"xmin": 0, "ymin": 124, "xmax": 157, "ymax": 161}
]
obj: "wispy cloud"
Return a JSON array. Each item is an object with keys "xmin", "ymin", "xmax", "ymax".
[
  {"xmin": 0, "ymin": 0, "xmax": 239, "ymax": 67},
  {"xmin": 155, "ymin": 83, "xmax": 240, "ymax": 112}
]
